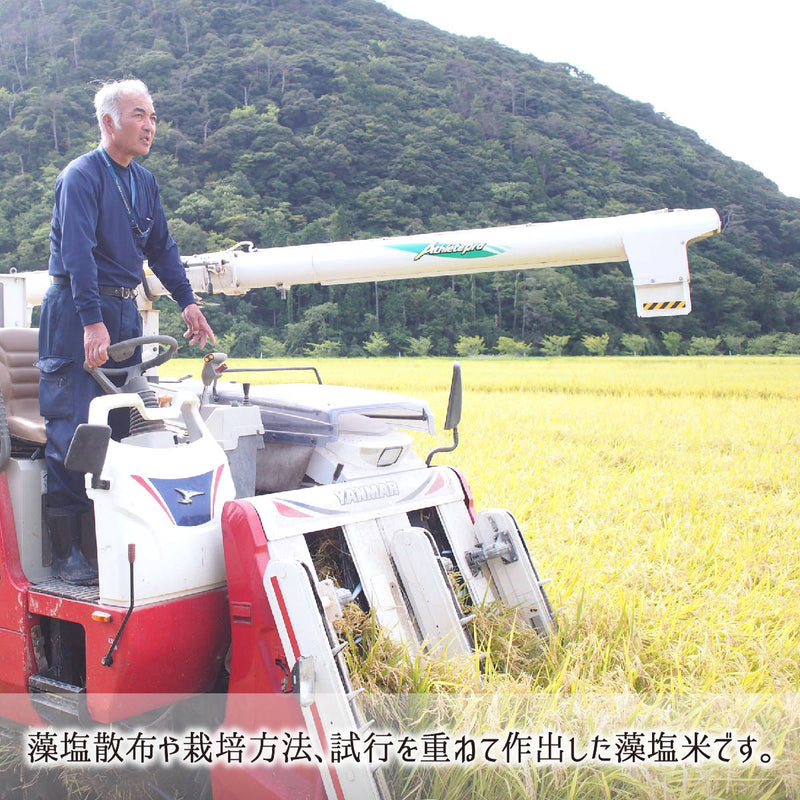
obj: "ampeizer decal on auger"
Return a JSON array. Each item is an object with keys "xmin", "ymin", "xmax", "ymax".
[{"xmin": 388, "ymin": 240, "xmax": 501, "ymax": 260}]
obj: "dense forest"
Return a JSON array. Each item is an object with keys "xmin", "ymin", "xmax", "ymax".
[{"xmin": 1, "ymin": 0, "xmax": 798, "ymax": 356}]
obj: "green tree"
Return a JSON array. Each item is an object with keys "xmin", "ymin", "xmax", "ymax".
[
  {"xmin": 620, "ymin": 333, "xmax": 648, "ymax": 356},
  {"xmin": 363, "ymin": 331, "xmax": 390, "ymax": 356},
  {"xmin": 454, "ymin": 335, "xmax": 485, "ymax": 357},
  {"xmin": 688, "ymin": 336, "xmax": 721, "ymax": 355},
  {"xmin": 777, "ymin": 333, "xmax": 800, "ymax": 354},
  {"xmin": 285, "ymin": 302, "xmax": 340, "ymax": 356},
  {"xmin": 661, "ymin": 331, "xmax": 683, "ymax": 356},
  {"xmin": 540, "ymin": 334, "xmax": 570, "ymax": 357},
  {"xmin": 582, "ymin": 333, "xmax": 610, "ymax": 356},
  {"xmin": 746, "ymin": 335, "xmax": 779, "ymax": 355},
  {"xmin": 259, "ymin": 335, "xmax": 286, "ymax": 357},
  {"xmin": 305, "ymin": 340, "xmax": 342, "ymax": 357},
  {"xmin": 721, "ymin": 334, "xmax": 745, "ymax": 355},
  {"xmin": 496, "ymin": 336, "xmax": 529, "ymax": 356},
  {"xmin": 406, "ymin": 336, "xmax": 433, "ymax": 357}
]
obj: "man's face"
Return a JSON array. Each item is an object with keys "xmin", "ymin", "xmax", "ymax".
[{"xmin": 104, "ymin": 91, "xmax": 157, "ymax": 165}]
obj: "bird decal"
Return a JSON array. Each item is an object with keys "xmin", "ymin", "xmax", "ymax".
[{"xmin": 174, "ymin": 488, "xmax": 206, "ymax": 505}]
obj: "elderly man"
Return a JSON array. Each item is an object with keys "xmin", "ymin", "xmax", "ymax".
[{"xmin": 38, "ymin": 79, "xmax": 214, "ymax": 583}]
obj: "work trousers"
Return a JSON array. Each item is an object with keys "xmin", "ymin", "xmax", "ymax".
[{"xmin": 37, "ymin": 283, "xmax": 142, "ymax": 513}]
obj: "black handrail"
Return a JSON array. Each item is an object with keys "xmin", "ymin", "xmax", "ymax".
[
  {"xmin": 212, "ymin": 365, "xmax": 323, "ymax": 401},
  {"xmin": 216, "ymin": 365, "xmax": 323, "ymax": 384}
]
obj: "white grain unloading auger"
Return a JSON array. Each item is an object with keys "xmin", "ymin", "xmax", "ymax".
[{"xmin": 0, "ymin": 208, "xmax": 720, "ymax": 800}]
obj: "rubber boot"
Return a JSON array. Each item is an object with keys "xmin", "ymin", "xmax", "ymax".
[{"xmin": 48, "ymin": 508, "xmax": 98, "ymax": 585}]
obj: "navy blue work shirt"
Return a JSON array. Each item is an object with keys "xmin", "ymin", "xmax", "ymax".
[{"xmin": 48, "ymin": 148, "xmax": 195, "ymax": 327}]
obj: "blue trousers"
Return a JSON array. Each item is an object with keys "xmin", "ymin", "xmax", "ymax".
[{"xmin": 38, "ymin": 284, "xmax": 142, "ymax": 513}]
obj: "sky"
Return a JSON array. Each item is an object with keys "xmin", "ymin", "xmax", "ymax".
[{"xmin": 380, "ymin": 0, "xmax": 800, "ymax": 199}]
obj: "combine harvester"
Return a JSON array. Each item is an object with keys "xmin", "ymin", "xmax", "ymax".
[{"xmin": 0, "ymin": 208, "xmax": 720, "ymax": 798}]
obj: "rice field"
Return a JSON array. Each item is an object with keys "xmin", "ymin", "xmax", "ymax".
[{"xmin": 131, "ymin": 356, "xmax": 800, "ymax": 797}]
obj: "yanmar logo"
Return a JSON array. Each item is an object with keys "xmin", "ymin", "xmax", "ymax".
[
  {"xmin": 335, "ymin": 481, "xmax": 400, "ymax": 506},
  {"xmin": 388, "ymin": 241, "xmax": 505, "ymax": 261}
]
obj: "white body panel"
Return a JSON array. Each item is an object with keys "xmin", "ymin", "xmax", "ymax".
[
  {"xmin": 6, "ymin": 457, "xmax": 48, "ymax": 582},
  {"xmin": 389, "ymin": 526, "xmax": 472, "ymax": 657},
  {"xmin": 86, "ymin": 392, "xmax": 236, "ymax": 606},
  {"xmin": 0, "ymin": 271, "xmax": 51, "ymax": 328},
  {"xmin": 249, "ymin": 465, "xmax": 467, "ymax": 541},
  {"xmin": 473, "ymin": 509, "xmax": 555, "ymax": 636}
]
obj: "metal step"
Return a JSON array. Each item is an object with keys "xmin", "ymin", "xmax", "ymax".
[
  {"xmin": 30, "ymin": 577, "xmax": 100, "ymax": 603},
  {"xmin": 28, "ymin": 674, "xmax": 86, "ymax": 723}
]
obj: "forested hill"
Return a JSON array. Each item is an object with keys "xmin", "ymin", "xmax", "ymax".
[{"xmin": 1, "ymin": 0, "xmax": 799, "ymax": 356}]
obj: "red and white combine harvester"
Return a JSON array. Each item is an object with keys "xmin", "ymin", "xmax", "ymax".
[{"xmin": 0, "ymin": 208, "xmax": 720, "ymax": 798}]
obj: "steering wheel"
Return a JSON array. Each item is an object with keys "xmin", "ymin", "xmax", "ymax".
[{"xmin": 84, "ymin": 335, "xmax": 178, "ymax": 395}]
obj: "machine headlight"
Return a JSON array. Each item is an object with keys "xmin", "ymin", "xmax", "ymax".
[{"xmin": 376, "ymin": 446, "xmax": 403, "ymax": 467}]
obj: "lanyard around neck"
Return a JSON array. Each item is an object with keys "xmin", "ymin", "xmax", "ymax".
[{"xmin": 97, "ymin": 147, "xmax": 139, "ymax": 230}]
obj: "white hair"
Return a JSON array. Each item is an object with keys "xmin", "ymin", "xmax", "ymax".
[{"xmin": 94, "ymin": 79, "xmax": 153, "ymax": 134}]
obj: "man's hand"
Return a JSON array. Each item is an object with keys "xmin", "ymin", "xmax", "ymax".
[
  {"xmin": 182, "ymin": 303, "xmax": 216, "ymax": 349},
  {"xmin": 84, "ymin": 322, "xmax": 111, "ymax": 367}
]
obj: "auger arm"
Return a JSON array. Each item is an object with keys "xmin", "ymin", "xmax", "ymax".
[
  {"xmin": 0, "ymin": 208, "xmax": 720, "ymax": 328},
  {"xmin": 156, "ymin": 207, "xmax": 720, "ymax": 317}
]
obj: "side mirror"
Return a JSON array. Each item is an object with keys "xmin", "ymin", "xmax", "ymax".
[
  {"xmin": 202, "ymin": 352, "xmax": 228, "ymax": 388},
  {"xmin": 65, "ymin": 424, "xmax": 111, "ymax": 489},
  {"xmin": 426, "ymin": 361, "xmax": 462, "ymax": 466},
  {"xmin": 443, "ymin": 361, "xmax": 462, "ymax": 430}
]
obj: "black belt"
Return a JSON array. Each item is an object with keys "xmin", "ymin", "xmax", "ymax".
[{"xmin": 52, "ymin": 275, "xmax": 138, "ymax": 299}]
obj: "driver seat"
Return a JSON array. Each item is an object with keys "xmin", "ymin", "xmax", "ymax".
[{"xmin": 0, "ymin": 327, "xmax": 46, "ymax": 450}]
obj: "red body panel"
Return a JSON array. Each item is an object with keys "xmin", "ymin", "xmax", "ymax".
[
  {"xmin": 28, "ymin": 586, "xmax": 230, "ymax": 722},
  {"xmin": 0, "ymin": 474, "xmax": 40, "ymax": 723},
  {"xmin": 219, "ymin": 500, "xmax": 286, "ymax": 696}
]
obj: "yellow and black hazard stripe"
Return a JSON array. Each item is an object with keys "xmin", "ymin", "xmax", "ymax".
[{"xmin": 642, "ymin": 300, "xmax": 687, "ymax": 312}]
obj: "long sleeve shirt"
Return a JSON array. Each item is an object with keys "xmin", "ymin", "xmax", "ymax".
[{"xmin": 48, "ymin": 148, "xmax": 195, "ymax": 327}]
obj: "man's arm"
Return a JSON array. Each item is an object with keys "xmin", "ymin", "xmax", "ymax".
[
  {"xmin": 55, "ymin": 162, "xmax": 105, "ymax": 329},
  {"xmin": 141, "ymin": 175, "xmax": 214, "ymax": 349}
]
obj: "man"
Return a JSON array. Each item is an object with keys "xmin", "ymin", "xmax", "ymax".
[{"xmin": 38, "ymin": 79, "xmax": 215, "ymax": 584}]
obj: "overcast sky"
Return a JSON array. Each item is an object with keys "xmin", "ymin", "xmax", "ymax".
[{"xmin": 380, "ymin": 0, "xmax": 800, "ymax": 199}]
